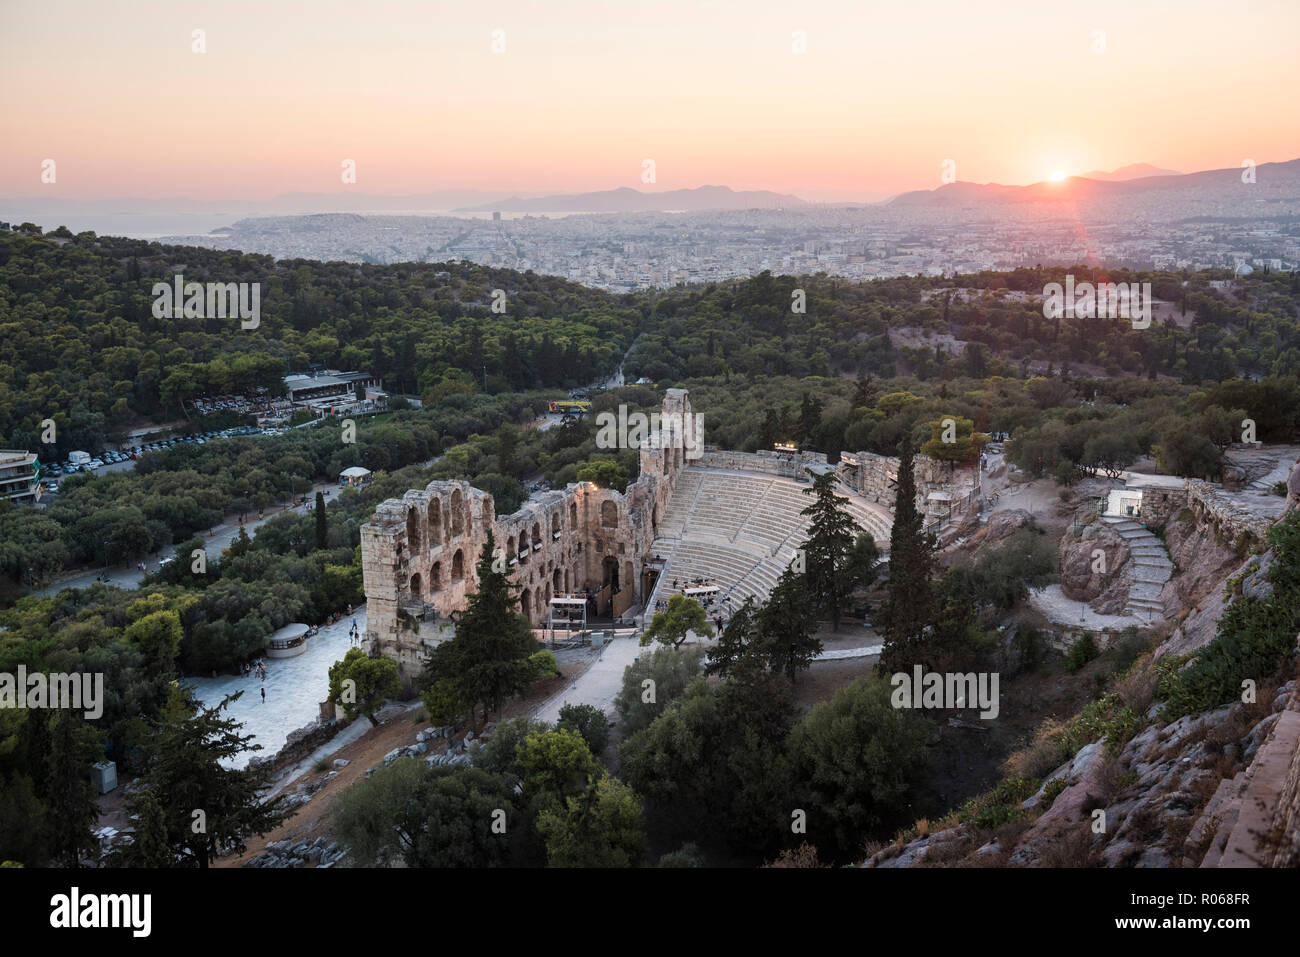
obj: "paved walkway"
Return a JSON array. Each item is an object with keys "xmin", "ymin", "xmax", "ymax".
[
  {"xmin": 533, "ymin": 631, "xmax": 882, "ymax": 723},
  {"xmin": 1029, "ymin": 585, "xmax": 1147, "ymax": 630},
  {"xmin": 533, "ymin": 633, "xmax": 645, "ymax": 724},
  {"xmin": 185, "ymin": 608, "xmax": 367, "ymax": 769}
]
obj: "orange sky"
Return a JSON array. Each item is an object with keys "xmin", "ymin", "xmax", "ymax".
[{"xmin": 2, "ymin": 0, "xmax": 1297, "ymax": 201}]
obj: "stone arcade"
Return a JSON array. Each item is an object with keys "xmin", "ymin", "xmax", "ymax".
[{"xmin": 360, "ymin": 390, "xmax": 699, "ymax": 683}]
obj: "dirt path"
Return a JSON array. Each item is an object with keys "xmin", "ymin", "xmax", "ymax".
[{"xmin": 216, "ymin": 666, "xmax": 584, "ymax": 867}]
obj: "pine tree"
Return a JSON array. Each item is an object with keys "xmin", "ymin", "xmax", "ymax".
[
  {"xmin": 800, "ymin": 470, "xmax": 864, "ymax": 630},
  {"xmin": 42, "ymin": 711, "xmax": 103, "ymax": 867},
  {"xmin": 314, "ymin": 491, "xmax": 328, "ymax": 550},
  {"xmin": 421, "ymin": 531, "xmax": 538, "ymax": 728},
  {"xmin": 878, "ymin": 440, "xmax": 937, "ymax": 673},
  {"xmin": 118, "ymin": 686, "xmax": 283, "ymax": 867},
  {"xmin": 757, "ymin": 564, "xmax": 821, "ymax": 681}
]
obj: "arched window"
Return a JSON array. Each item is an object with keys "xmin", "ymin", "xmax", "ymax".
[
  {"xmin": 570, "ymin": 501, "xmax": 577, "ymax": 527},
  {"xmin": 430, "ymin": 561, "xmax": 442, "ymax": 592},
  {"xmin": 601, "ymin": 500, "xmax": 618, "ymax": 528},
  {"xmin": 520, "ymin": 588, "xmax": 531, "ymax": 618},
  {"xmin": 531, "ymin": 522, "xmax": 541, "ymax": 548},
  {"xmin": 409, "ymin": 572, "xmax": 422, "ymax": 596},
  {"xmin": 452, "ymin": 549, "xmax": 465, "ymax": 579},
  {"xmin": 551, "ymin": 514, "xmax": 560, "ymax": 538},
  {"xmin": 406, "ymin": 507, "xmax": 420, "ymax": 552},
  {"xmin": 427, "ymin": 499, "xmax": 441, "ymax": 542},
  {"xmin": 552, "ymin": 568, "xmax": 562, "ymax": 593},
  {"xmin": 451, "ymin": 489, "xmax": 465, "ymax": 536}
]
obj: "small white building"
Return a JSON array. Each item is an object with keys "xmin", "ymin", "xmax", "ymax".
[{"xmin": 340, "ymin": 466, "xmax": 372, "ymax": 489}]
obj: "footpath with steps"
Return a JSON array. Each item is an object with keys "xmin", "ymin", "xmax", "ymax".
[{"xmin": 1099, "ymin": 515, "xmax": 1174, "ymax": 622}]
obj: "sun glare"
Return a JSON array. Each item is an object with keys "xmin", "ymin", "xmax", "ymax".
[{"xmin": 1049, "ymin": 170, "xmax": 1066, "ymax": 182}]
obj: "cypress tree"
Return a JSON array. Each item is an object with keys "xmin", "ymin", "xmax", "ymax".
[
  {"xmin": 314, "ymin": 491, "xmax": 328, "ymax": 549},
  {"xmin": 878, "ymin": 440, "xmax": 937, "ymax": 673}
]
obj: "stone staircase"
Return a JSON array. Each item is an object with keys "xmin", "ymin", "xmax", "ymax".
[{"xmin": 1100, "ymin": 515, "xmax": 1174, "ymax": 622}]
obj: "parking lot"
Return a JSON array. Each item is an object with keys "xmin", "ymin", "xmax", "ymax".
[{"xmin": 37, "ymin": 425, "xmax": 274, "ymax": 494}]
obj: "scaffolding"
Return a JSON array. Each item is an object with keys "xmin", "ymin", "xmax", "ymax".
[{"xmin": 547, "ymin": 595, "xmax": 589, "ymax": 644}]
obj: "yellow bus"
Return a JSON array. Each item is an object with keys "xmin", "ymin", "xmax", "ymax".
[{"xmin": 548, "ymin": 400, "xmax": 592, "ymax": 415}]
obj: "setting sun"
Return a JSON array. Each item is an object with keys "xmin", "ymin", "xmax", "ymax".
[{"xmin": 1049, "ymin": 170, "xmax": 1067, "ymax": 182}]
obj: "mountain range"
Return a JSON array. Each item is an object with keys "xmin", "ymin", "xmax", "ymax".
[{"xmin": 888, "ymin": 159, "xmax": 1300, "ymax": 207}]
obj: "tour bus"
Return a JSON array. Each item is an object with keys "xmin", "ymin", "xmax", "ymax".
[{"xmin": 548, "ymin": 399, "xmax": 592, "ymax": 415}]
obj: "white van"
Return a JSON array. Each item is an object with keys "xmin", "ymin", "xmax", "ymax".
[{"xmin": 69, "ymin": 450, "xmax": 91, "ymax": 466}]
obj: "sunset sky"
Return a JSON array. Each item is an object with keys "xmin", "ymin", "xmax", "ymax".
[{"xmin": 2, "ymin": 0, "xmax": 1298, "ymax": 202}]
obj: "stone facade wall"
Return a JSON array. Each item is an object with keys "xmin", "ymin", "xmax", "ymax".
[
  {"xmin": 361, "ymin": 390, "xmax": 695, "ymax": 681},
  {"xmin": 1186, "ymin": 480, "xmax": 1272, "ymax": 551},
  {"xmin": 838, "ymin": 450, "xmax": 981, "ymax": 523},
  {"xmin": 1136, "ymin": 485, "xmax": 1184, "ymax": 528},
  {"xmin": 695, "ymin": 448, "xmax": 827, "ymax": 478}
]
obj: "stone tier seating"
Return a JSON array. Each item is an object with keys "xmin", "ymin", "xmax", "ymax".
[{"xmin": 646, "ymin": 467, "xmax": 894, "ymax": 615}]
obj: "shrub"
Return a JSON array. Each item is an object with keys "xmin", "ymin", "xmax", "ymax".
[
  {"xmin": 527, "ymin": 649, "xmax": 561, "ymax": 681},
  {"xmin": 1063, "ymin": 693, "xmax": 1142, "ymax": 755},
  {"xmin": 557, "ymin": 703, "xmax": 610, "ymax": 757},
  {"xmin": 1065, "ymin": 633, "xmax": 1100, "ymax": 673}
]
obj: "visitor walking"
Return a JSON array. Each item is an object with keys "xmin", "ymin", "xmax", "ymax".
[{"xmin": 261, "ymin": 687, "xmax": 265, "ymax": 704}]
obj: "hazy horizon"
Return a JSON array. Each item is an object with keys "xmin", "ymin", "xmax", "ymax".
[{"xmin": 4, "ymin": 0, "xmax": 1298, "ymax": 205}]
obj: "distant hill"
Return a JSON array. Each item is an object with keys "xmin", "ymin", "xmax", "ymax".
[
  {"xmin": 888, "ymin": 159, "xmax": 1300, "ymax": 207},
  {"xmin": 1077, "ymin": 163, "xmax": 1182, "ymax": 181},
  {"xmin": 454, "ymin": 185, "xmax": 807, "ymax": 213}
]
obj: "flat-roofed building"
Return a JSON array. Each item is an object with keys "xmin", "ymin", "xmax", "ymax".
[
  {"xmin": 283, "ymin": 370, "xmax": 381, "ymax": 406},
  {"xmin": 0, "ymin": 450, "xmax": 39, "ymax": 502}
]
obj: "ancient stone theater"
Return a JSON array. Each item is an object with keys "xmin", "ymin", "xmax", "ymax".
[{"xmin": 360, "ymin": 388, "xmax": 981, "ymax": 683}]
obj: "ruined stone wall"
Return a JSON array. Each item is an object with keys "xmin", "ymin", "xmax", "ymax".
[
  {"xmin": 361, "ymin": 390, "xmax": 694, "ymax": 681},
  {"xmin": 1136, "ymin": 485, "xmax": 1184, "ymax": 528},
  {"xmin": 839, "ymin": 450, "xmax": 981, "ymax": 522},
  {"xmin": 696, "ymin": 448, "xmax": 827, "ymax": 478},
  {"xmin": 1186, "ymin": 480, "xmax": 1272, "ymax": 552}
]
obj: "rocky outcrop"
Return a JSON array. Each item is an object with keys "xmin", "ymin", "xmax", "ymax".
[
  {"xmin": 1058, "ymin": 517, "xmax": 1131, "ymax": 614},
  {"xmin": 863, "ymin": 680, "xmax": 1297, "ymax": 868},
  {"xmin": 1159, "ymin": 508, "xmax": 1242, "ymax": 620},
  {"xmin": 980, "ymin": 508, "xmax": 1036, "ymax": 546},
  {"xmin": 244, "ymin": 837, "xmax": 351, "ymax": 868},
  {"xmin": 1155, "ymin": 551, "xmax": 1273, "ymax": 660}
]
